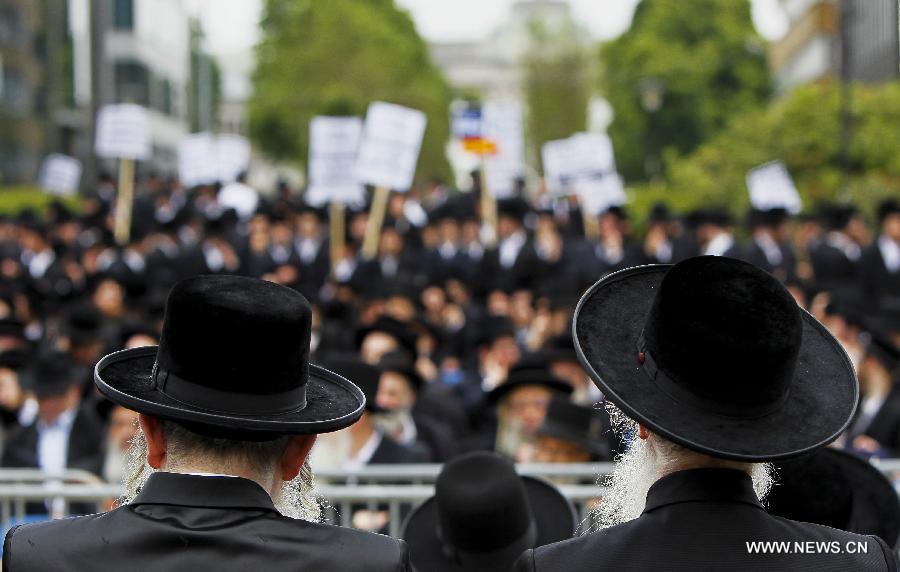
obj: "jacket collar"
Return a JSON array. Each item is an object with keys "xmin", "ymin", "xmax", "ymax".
[
  {"xmin": 130, "ymin": 471, "xmax": 279, "ymax": 513},
  {"xmin": 643, "ymin": 468, "xmax": 764, "ymax": 514}
]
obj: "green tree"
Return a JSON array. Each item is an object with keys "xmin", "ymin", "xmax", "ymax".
[
  {"xmin": 628, "ymin": 81, "xmax": 900, "ymax": 219},
  {"xmin": 600, "ymin": 0, "xmax": 770, "ymax": 182},
  {"xmin": 522, "ymin": 18, "xmax": 591, "ymax": 169},
  {"xmin": 249, "ymin": 0, "xmax": 452, "ymax": 184}
]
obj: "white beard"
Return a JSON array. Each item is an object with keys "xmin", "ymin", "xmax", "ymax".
[
  {"xmin": 121, "ymin": 428, "xmax": 321, "ymax": 522},
  {"xmin": 590, "ymin": 404, "xmax": 773, "ymax": 532},
  {"xmin": 308, "ymin": 428, "xmax": 353, "ymax": 473}
]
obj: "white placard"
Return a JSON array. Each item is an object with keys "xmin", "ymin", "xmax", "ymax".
[
  {"xmin": 178, "ymin": 132, "xmax": 218, "ymax": 187},
  {"xmin": 308, "ymin": 116, "xmax": 365, "ymax": 205},
  {"xmin": 542, "ymin": 132, "xmax": 617, "ymax": 196},
  {"xmin": 355, "ymin": 101, "xmax": 426, "ymax": 192},
  {"xmin": 482, "ymin": 101, "xmax": 524, "ymax": 199},
  {"xmin": 95, "ymin": 103, "xmax": 150, "ymax": 160},
  {"xmin": 216, "ymin": 134, "xmax": 251, "ymax": 184},
  {"xmin": 746, "ymin": 161, "xmax": 802, "ymax": 214},
  {"xmin": 38, "ymin": 154, "xmax": 82, "ymax": 196},
  {"xmin": 575, "ymin": 173, "xmax": 627, "ymax": 216}
]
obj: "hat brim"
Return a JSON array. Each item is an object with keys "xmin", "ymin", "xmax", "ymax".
[
  {"xmin": 94, "ymin": 346, "xmax": 365, "ymax": 437},
  {"xmin": 805, "ymin": 449, "xmax": 900, "ymax": 547},
  {"xmin": 401, "ymin": 476, "xmax": 576, "ymax": 572},
  {"xmin": 573, "ymin": 264, "xmax": 858, "ymax": 461},
  {"xmin": 488, "ymin": 378, "xmax": 573, "ymax": 403}
]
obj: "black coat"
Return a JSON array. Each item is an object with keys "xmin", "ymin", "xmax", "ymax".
[
  {"xmin": 369, "ymin": 433, "xmax": 430, "ymax": 464},
  {"xmin": 1, "ymin": 405, "xmax": 104, "ymax": 477},
  {"xmin": 2, "ymin": 472, "xmax": 411, "ymax": 571},
  {"xmin": 514, "ymin": 468, "xmax": 897, "ymax": 572},
  {"xmin": 860, "ymin": 241, "xmax": 900, "ymax": 316},
  {"xmin": 742, "ymin": 239, "xmax": 798, "ymax": 284}
]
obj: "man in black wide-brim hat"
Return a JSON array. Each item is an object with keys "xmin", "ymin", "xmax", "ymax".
[
  {"xmin": 514, "ymin": 256, "xmax": 898, "ymax": 571},
  {"xmin": 3, "ymin": 275, "xmax": 411, "ymax": 571}
]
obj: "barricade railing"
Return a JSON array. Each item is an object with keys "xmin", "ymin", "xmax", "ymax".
[{"xmin": 0, "ymin": 460, "xmax": 897, "ymax": 537}]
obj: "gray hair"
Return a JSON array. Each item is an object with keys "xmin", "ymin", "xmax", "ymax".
[{"xmin": 121, "ymin": 420, "xmax": 321, "ymax": 522}]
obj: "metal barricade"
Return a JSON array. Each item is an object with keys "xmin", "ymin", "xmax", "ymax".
[{"xmin": 0, "ymin": 459, "xmax": 896, "ymax": 538}]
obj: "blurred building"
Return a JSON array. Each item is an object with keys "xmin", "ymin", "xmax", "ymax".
[
  {"xmin": 0, "ymin": 0, "xmax": 218, "ymax": 185},
  {"xmin": 429, "ymin": 0, "xmax": 588, "ymax": 101},
  {"xmin": 0, "ymin": 0, "xmax": 71, "ymax": 184},
  {"xmin": 771, "ymin": 0, "xmax": 899, "ymax": 92}
]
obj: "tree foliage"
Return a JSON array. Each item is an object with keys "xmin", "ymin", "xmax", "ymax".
[
  {"xmin": 600, "ymin": 0, "xmax": 770, "ymax": 181},
  {"xmin": 628, "ymin": 81, "xmax": 900, "ymax": 219},
  {"xmin": 522, "ymin": 18, "xmax": 591, "ymax": 169},
  {"xmin": 248, "ymin": 0, "xmax": 452, "ymax": 183}
]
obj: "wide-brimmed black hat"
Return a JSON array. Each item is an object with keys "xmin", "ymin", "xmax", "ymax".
[
  {"xmin": 319, "ymin": 353, "xmax": 385, "ymax": 414},
  {"xmin": 537, "ymin": 394, "xmax": 607, "ymax": 457},
  {"xmin": 768, "ymin": 448, "xmax": 900, "ymax": 547},
  {"xmin": 23, "ymin": 348, "xmax": 86, "ymax": 398},
  {"xmin": 355, "ymin": 316, "xmax": 418, "ymax": 359},
  {"xmin": 401, "ymin": 451, "xmax": 576, "ymax": 572},
  {"xmin": 94, "ymin": 275, "xmax": 365, "ymax": 440},
  {"xmin": 573, "ymin": 256, "xmax": 857, "ymax": 461},
  {"xmin": 488, "ymin": 361, "xmax": 573, "ymax": 404}
]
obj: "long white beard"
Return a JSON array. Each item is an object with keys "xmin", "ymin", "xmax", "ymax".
[
  {"xmin": 590, "ymin": 404, "xmax": 773, "ymax": 532},
  {"xmin": 120, "ymin": 429, "xmax": 321, "ymax": 522}
]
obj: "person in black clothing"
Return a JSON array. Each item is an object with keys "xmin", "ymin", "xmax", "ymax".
[{"xmin": 516, "ymin": 256, "xmax": 896, "ymax": 571}]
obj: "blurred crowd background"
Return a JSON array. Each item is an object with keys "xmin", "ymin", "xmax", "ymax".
[{"xmin": 1, "ymin": 0, "xmax": 900, "ymax": 533}]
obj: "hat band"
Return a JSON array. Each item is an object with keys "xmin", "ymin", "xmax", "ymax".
[
  {"xmin": 636, "ymin": 333, "xmax": 789, "ymax": 419},
  {"xmin": 152, "ymin": 364, "xmax": 307, "ymax": 415}
]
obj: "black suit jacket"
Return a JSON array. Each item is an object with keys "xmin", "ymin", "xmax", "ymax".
[
  {"xmin": 860, "ymin": 241, "xmax": 900, "ymax": 315},
  {"xmin": 3, "ymin": 472, "xmax": 411, "ymax": 571},
  {"xmin": 1, "ymin": 405, "xmax": 104, "ymax": 477},
  {"xmin": 514, "ymin": 468, "xmax": 897, "ymax": 572}
]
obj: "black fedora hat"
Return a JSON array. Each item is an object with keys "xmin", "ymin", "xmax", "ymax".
[
  {"xmin": 537, "ymin": 394, "xmax": 607, "ymax": 457},
  {"xmin": 573, "ymin": 256, "xmax": 857, "ymax": 461},
  {"xmin": 94, "ymin": 275, "xmax": 365, "ymax": 440},
  {"xmin": 487, "ymin": 361, "xmax": 573, "ymax": 404},
  {"xmin": 377, "ymin": 350, "xmax": 424, "ymax": 392},
  {"xmin": 318, "ymin": 353, "xmax": 385, "ymax": 414},
  {"xmin": 768, "ymin": 448, "xmax": 900, "ymax": 547},
  {"xmin": 355, "ymin": 316, "xmax": 418, "ymax": 359},
  {"xmin": 401, "ymin": 451, "xmax": 576, "ymax": 572}
]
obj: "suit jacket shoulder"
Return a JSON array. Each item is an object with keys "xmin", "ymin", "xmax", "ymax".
[{"xmin": 3, "ymin": 474, "xmax": 412, "ymax": 572}]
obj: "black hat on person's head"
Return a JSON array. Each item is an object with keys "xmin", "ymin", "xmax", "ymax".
[
  {"xmin": 94, "ymin": 275, "xmax": 365, "ymax": 440},
  {"xmin": 573, "ymin": 256, "xmax": 857, "ymax": 461},
  {"xmin": 0, "ymin": 348, "xmax": 30, "ymax": 371},
  {"xmin": 318, "ymin": 353, "xmax": 383, "ymax": 413},
  {"xmin": 22, "ymin": 348, "xmax": 86, "ymax": 398},
  {"xmin": 538, "ymin": 334, "xmax": 580, "ymax": 365},
  {"xmin": 818, "ymin": 203, "xmax": 857, "ymax": 231},
  {"xmin": 0, "ymin": 319, "xmax": 26, "ymax": 343},
  {"xmin": 648, "ymin": 202, "xmax": 672, "ymax": 224},
  {"xmin": 537, "ymin": 394, "xmax": 606, "ymax": 456},
  {"xmin": 355, "ymin": 316, "xmax": 418, "ymax": 359},
  {"xmin": 748, "ymin": 207, "xmax": 790, "ymax": 230},
  {"xmin": 699, "ymin": 208, "xmax": 733, "ymax": 227},
  {"xmin": 401, "ymin": 451, "xmax": 576, "ymax": 572},
  {"xmin": 65, "ymin": 302, "xmax": 104, "ymax": 345},
  {"xmin": 768, "ymin": 448, "xmax": 900, "ymax": 547},
  {"xmin": 488, "ymin": 360, "xmax": 573, "ymax": 403},
  {"xmin": 497, "ymin": 197, "xmax": 530, "ymax": 221},
  {"xmin": 865, "ymin": 330, "xmax": 900, "ymax": 374},
  {"xmin": 877, "ymin": 199, "xmax": 900, "ymax": 224},
  {"xmin": 377, "ymin": 350, "xmax": 424, "ymax": 392},
  {"xmin": 474, "ymin": 315, "xmax": 516, "ymax": 349}
]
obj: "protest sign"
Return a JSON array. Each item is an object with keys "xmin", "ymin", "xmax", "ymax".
[
  {"xmin": 746, "ymin": 161, "xmax": 802, "ymax": 214},
  {"xmin": 355, "ymin": 101, "xmax": 426, "ymax": 192},
  {"xmin": 308, "ymin": 116, "xmax": 364, "ymax": 205},
  {"xmin": 95, "ymin": 104, "xmax": 150, "ymax": 160},
  {"xmin": 38, "ymin": 154, "xmax": 82, "ymax": 195}
]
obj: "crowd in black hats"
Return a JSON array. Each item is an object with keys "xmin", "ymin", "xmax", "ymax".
[{"xmin": 0, "ymin": 174, "xmax": 899, "ymax": 529}]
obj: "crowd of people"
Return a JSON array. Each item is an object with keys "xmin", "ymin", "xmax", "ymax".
[{"xmin": 0, "ymin": 173, "xmax": 898, "ymax": 512}]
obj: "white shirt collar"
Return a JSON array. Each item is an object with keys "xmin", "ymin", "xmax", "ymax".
[
  {"xmin": 879, "ymin": 235, "xmax": 900, "ymax": 273},
  {"xmin": 703, "ymin": 233, "xmax": 735, "ymax": 257},
  {"xmin": 343, "ymin": 429, "xmax": 383, "ymax": 470}
]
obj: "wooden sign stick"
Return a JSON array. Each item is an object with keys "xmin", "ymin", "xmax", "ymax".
[
  {"xmin": 329, "ymin": 200, "xmax": 346, "ymax": 277},
  {"xmin": 479, "ymin": 156, "xmax": 498, "ymax": 248},
  {"xmin": 362, "ymin": 185, "xmax": 390, "ymax": 259},
  {"xmin": 114, "ymin": 157, "xmax": 135, "ymax": 245},
  {"xmin": 582, "ymin": 205, "xmax": 600, "ymax": 242}
]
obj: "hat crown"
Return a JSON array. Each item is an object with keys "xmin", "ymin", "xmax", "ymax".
[
  {"xmin": 643, "ymin": 257, "xmax": 802, "ymax": 416},
  {"xmin": 154, "ymin": 275, "xmax": 312, "ymax": 414},
  {"xmin": 435, "ymin": 452, "xmax": 532, "ymax": 552}
]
